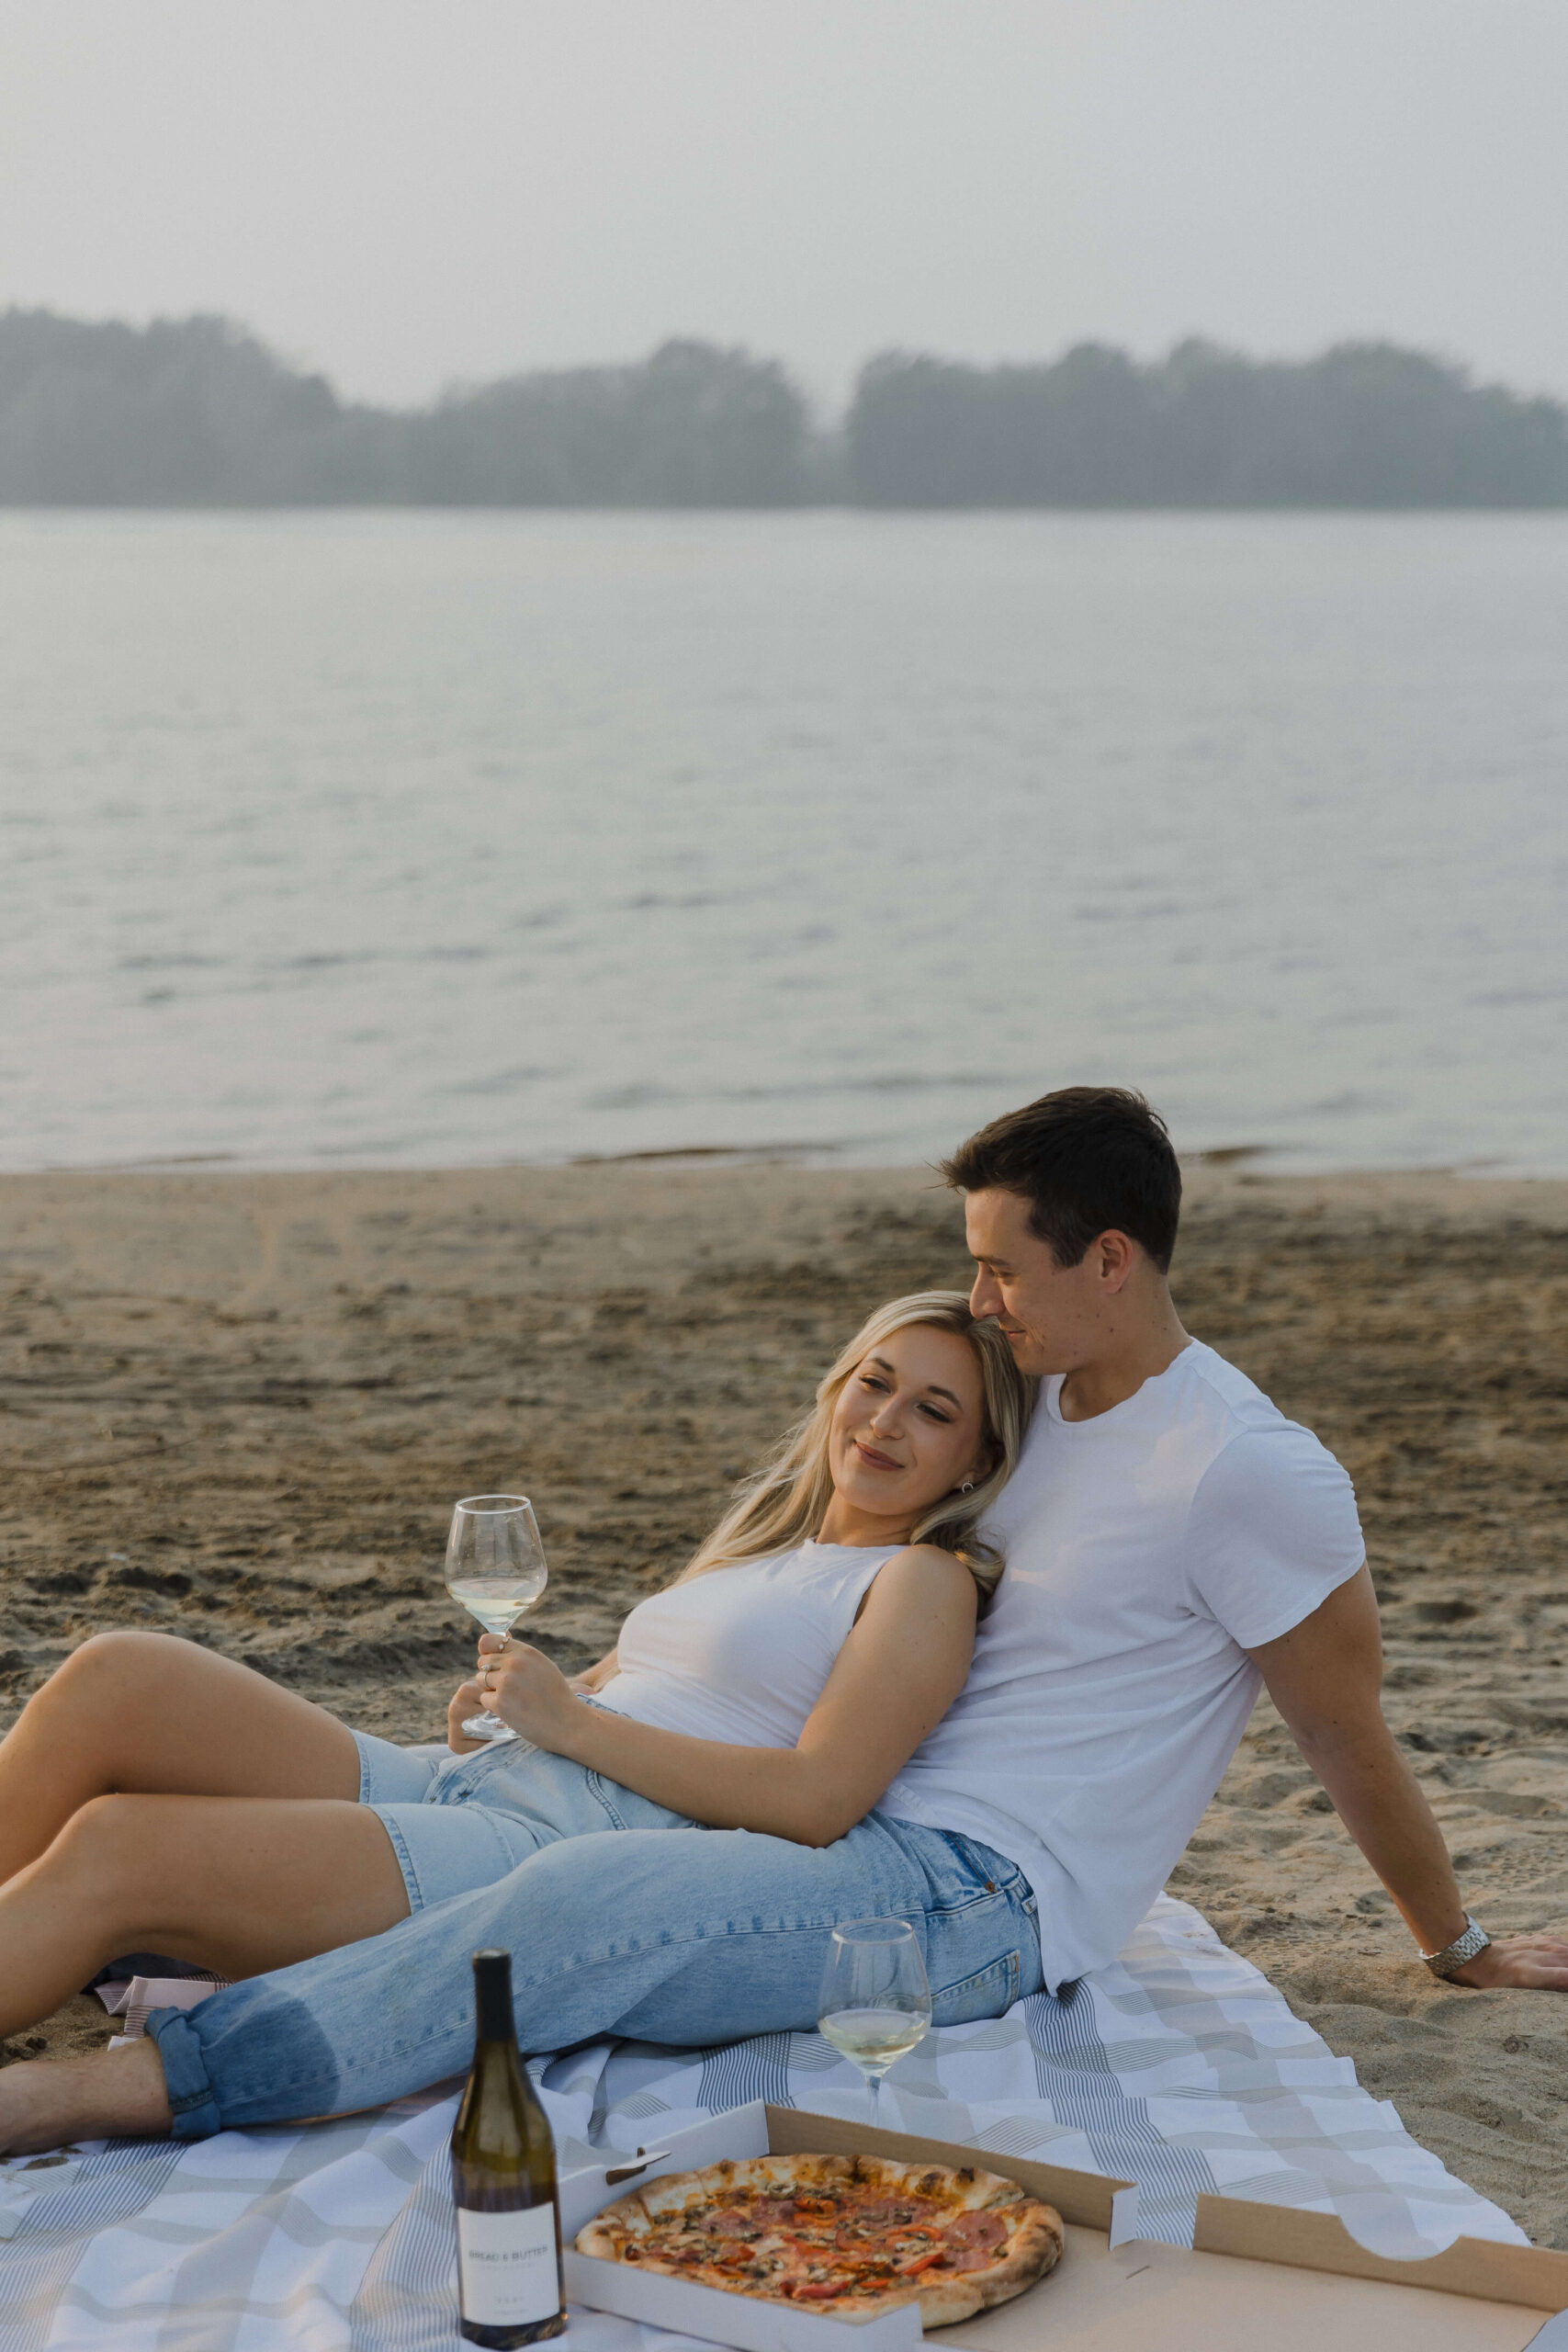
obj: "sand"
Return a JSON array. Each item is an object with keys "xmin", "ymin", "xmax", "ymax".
[{"xmin": 3, "ymin": 1161, "xmax": 1567, "ymax": 2241}]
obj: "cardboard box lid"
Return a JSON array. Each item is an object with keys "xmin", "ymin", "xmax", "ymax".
[
  {"xmin": 1195, "ymin": 2190, "xmax": 1568, "ymax": 2313},
  {"xmin": 942, "ymin": 2222, "xmax": 1551, "ymax": 2352},
  {"xmin": 560, "ymin": 2103, "xmax": 1568, "ymax": 2352}
]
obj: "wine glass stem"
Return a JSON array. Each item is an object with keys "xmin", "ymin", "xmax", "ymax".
[{"xmin": 868, "ymin": 2070, "xmax": 883, "ymax": 2130}]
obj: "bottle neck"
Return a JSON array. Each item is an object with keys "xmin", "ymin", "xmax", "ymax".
[{"xmin": 473, "ymin": 1953, "xmax": 516, "ymax": 2046}]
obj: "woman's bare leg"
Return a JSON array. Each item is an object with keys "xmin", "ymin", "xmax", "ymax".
[
  {"xmin": 0, "ymin": 1785, "xmax": 408, "ymax": 2155},
  {"xmin": 0, "ymin": 1789, "xmax": 410, "ymax": 2040},
  {"xmin": 0, "ymin": 1631, "xmax": 361, "ymax": 1885}
]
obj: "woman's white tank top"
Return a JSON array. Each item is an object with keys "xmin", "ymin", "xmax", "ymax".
[{"xmin": 593, "ymin": 1540, "xmax": 900, "ymax": 1749}]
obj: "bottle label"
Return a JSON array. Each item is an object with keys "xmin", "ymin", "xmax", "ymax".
[{"xmin": 457, "ymin": 2204, "xmax": 560, "ymax": 2328}]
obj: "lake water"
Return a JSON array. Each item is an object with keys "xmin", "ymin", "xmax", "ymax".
[{"xmin": 3, "ymin": 510, "xmax": 1565, "ymax": 1175}]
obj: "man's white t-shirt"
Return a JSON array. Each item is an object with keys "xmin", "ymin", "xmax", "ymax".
[{"xmin": 881, "ymin": 1339, "xmax": 1365, "ymax": 1990}]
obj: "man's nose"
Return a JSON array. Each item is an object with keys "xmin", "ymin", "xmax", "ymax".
[{"xmin": 969, "ymin": 1268, "xmax": 998, "ymax": 1317}]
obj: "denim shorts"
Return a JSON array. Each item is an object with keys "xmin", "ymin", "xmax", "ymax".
[{"xmin": 354, "ymin": 1727, "xmax": 698, "ymax": 1913}]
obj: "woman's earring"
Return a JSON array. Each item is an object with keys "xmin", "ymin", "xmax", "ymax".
[{"xmin": 959, "ymin": 1479, "xmax": 976, "ymax": 1494}]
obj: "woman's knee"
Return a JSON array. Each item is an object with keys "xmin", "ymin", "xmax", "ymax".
[
  {"xmin": 49, "ymin": 1792, "xmax": 161, "ymax": 1884},
  {"xmin": 12, "ymin": 1631, "xmax": 164, "ymax": 1729},
  {"xmin": 39, "ymin": 1795, "xmax": 175, "ymax": 1946},
  {"xmin": 55, "ymin": 1629, "xmax": 192, "ymax": 1697}
]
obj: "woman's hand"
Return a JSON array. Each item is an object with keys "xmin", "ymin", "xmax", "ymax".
[
  {"xmin": 472, "ymin": 1633, "xmax": 583, "ymax": 1753},
  {"xmin": 446, "ymin": 1676, "xmax": 490, "ymax": 1754}
]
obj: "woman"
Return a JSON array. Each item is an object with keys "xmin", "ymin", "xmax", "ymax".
[{"xmin": 0, "ymin": 1292, "xmax": 1032, "ymax": 2077}]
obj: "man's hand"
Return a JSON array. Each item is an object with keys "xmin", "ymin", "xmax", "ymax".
[{"xmin": 1453, "ymin": 1934, "xmax": 1568, "ymax": 1991}]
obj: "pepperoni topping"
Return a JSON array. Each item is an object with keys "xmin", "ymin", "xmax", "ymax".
[{"xmin": 944, "ymin": 2210, "xmax": 1009, "ymax": 2252}]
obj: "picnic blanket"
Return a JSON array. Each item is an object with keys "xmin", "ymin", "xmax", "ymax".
[{"xmin": 0, "ymin": 1894, "xmax": 1526, "ymax": 2351}]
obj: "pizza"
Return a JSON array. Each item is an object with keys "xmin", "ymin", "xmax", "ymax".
[{"xmin": 574, "ymin": 2152, "xmax": 1064, "ymax": 2326}]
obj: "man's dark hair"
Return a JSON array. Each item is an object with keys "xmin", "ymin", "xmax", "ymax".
[{"xmin": 941, "ymin": 1087, "xmax": 1181, "ymax": 1272}]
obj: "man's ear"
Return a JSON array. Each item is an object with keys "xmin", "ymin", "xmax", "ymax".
[{"xmin": 1097, "ymin": 1230, "xmax": 1138, "ymax": 1293}]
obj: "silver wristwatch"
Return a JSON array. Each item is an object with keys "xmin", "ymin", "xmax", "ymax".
[{"xmin": 1419, "ymin": 1914, "xmax": 1491, "ymax": 1980}]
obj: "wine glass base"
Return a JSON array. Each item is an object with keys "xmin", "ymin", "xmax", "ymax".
[{"xmin": 460, "ymin": 1712, "xmax": 519, "ymax": 1743}]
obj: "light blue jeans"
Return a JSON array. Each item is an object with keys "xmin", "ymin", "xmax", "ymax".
[{"xmin": 146, "ymin": 1737, "xmax": 1043, "ymax": 2141}]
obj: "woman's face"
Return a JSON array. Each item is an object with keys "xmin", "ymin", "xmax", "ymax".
[{"xmin": 827, "ymin": 1322, "xmax": 988, "ymax": 1532}]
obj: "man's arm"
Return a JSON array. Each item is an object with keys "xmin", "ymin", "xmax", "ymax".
[{"xmin": 1249, "ymin": 1566, "xmax": 1568, "ymax": 1990}]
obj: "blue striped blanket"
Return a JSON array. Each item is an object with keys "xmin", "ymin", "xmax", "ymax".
[{"xmin": 0, "ymin": 1897, "xmax": 1523, "ymax": 2351}]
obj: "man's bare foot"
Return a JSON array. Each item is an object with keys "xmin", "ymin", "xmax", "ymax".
[{"xmin": 0, "ymin": 2038, "xmax": 173, "ymax": 2154}]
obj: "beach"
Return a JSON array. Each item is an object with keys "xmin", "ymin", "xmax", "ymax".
[{"xmin": 3, "ymin": 1161, "xmax": 1567, "ymax": 2243}]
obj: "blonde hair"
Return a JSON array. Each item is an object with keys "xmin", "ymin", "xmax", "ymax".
[{"xmin": 682, "ymin": 1292, "xmax": 1035, "ymax": 1601}]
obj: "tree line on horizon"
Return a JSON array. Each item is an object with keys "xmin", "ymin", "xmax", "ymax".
[{"xmin": 2, "ymin": 307, "xmax": 1564, "ymax": 508}]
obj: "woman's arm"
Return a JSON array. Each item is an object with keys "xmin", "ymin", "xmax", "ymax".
[
  {"xmin": 569, "ymin": 1649, "xmax": 620, "ymax": 1695},
  {"xmin": 476, "ymin": 1547, "xmax": 977, "ymax": 1847}
]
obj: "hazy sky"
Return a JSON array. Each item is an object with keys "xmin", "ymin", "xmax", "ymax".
[{"xmin": 2, "ymin": 0, "xmax": 1563, "ymax": 413}]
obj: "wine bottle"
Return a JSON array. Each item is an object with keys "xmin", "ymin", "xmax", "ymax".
[{"xmin": 451, "ymin": 1948, "xmax": 565, "ymax": 2347}]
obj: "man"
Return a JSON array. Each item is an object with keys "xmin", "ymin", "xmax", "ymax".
[
  {"xmin": 4, "ymin": 1086, "xmax": 1564, "ymax": 2153},
  {"xmin": 916, "ymin": 1086, "xmax": 1568, "ymax": 1992}
]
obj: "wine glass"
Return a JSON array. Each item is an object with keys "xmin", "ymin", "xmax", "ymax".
[
  {"xmin": 445, "ymin": 1495, "xmax": 548, "ymax": 1744},
  {"xmin": 817, "ymin": 1918, "xmax": 931, "ymax": 2128}
]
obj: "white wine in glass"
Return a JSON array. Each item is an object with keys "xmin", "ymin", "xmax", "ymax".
[
  {"xmin": 818, "ymin": 1918, "xmax": 931, "ymax": 2127},
  {"xmin": 446, "ymin": 1495, "xmax": 548, "ymax": 1745}
]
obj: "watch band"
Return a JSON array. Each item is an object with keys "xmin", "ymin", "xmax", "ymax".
[{"xmin": 1419, "ymin": 1914, "xmax": 1491, "ymax": 1980}]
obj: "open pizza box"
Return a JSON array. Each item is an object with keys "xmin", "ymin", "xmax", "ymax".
[{"xmin": 558, "ymin": 2100, "xmax": 1568, "ymax": 2352}]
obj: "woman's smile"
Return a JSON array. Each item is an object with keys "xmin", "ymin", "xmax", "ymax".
[{"xmin": 853, "ymin": 1439, "xmax": 903, "ymax": 1471}]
